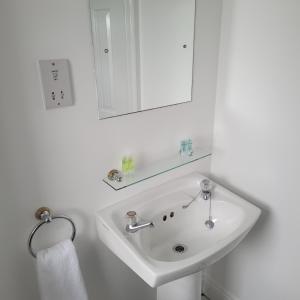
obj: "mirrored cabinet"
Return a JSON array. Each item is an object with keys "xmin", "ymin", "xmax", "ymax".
[{"xmin": 89, "ymin": 0, "xmax": 196, "ymax": 119}]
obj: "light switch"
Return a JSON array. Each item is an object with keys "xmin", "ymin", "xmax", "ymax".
[{"xmin": 39, "ymin": 59, "xmax": 73, "ymax": 109}]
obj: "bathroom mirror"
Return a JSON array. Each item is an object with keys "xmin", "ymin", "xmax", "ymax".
[{"xmin": 89, "ymin": 0, "xmax": 196, "ymax": 119}]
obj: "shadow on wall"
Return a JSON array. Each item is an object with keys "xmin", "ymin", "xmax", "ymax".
[{"xmin": 206, "ymin": 174, "xmax": 271, "ymax": 294}]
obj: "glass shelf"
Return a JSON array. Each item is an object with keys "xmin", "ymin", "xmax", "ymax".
[{"xmin": 103, "ymin": 147, "xmax": 212, "ymax": 190}]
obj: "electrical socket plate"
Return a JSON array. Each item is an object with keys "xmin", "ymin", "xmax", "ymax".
[{"xmin": 39, "ymin": 59, "xmax": 73, "ymax": 109}]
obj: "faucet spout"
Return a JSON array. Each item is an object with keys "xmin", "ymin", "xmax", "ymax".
[
  {"xmin": 125, "ymin": 211, "xmax": 154, "ymax": 233},
  {"xmin": 126, "ymin": 221, "xmax": 154, "ymax": 233}
]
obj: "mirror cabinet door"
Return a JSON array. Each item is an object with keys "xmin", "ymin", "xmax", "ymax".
[{"xmin": 90, "ymin": 0, "xmax": 196, "ymax": 119}]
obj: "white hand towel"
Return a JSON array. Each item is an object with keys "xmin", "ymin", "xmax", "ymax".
[{"xmin": 36, "ymin": 239, "xmax": 88, "ymax": 300}]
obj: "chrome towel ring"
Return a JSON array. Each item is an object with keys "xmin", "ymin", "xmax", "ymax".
[{"xmin": 28, "ymin": 207, "xmax": 76, "ymax": 258}]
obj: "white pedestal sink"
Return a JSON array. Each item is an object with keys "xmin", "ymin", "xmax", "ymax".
[{"xmin": 96, "ymin": 173, "xmax": 261, "ymax": 299}]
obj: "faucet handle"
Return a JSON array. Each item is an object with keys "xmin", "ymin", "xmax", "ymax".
[
  {"xmin": 200, "ymin": 179, "xmax": 212, "ymax": 192},
  {"xmin": 126, "ymin": 211, "xmax": 136, "ymax": 217},
  {"xmin": 126, "ymin": 211, "xmax": 137, "ymax": 225}
]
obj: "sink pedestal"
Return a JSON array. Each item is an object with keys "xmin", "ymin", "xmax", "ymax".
[{"xmin": 157, "ymin": 272, "xmax": 202, "ymax": 300}]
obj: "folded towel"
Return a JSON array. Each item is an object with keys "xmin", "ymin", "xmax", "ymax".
[{"xmin": 36, "ymin": 239, "xmax": 88, "ymax": 300}]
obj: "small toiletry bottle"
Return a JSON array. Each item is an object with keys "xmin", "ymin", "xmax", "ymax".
[
  {"xmin": 122, "ymin": 156, "xmax": 129, "ymax": 174},
  {"xmin": 127, "ymin": 156, "xmax": 135, "ymax": 174},
  {"xmin": 180, "ymin": 140, "xmax": 187, "ymax": 156},
  {"xmin": 187, "ymin": 139, "xmax": 193, "ymax": 156}
]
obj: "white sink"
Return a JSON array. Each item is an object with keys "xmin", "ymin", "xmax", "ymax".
[{"xmin": 96, "ymin": 173, "xmax": 260, "ymax": 291}]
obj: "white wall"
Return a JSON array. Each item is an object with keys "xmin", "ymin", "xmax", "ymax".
[
  {"xmin": 0, "ymin": 1, "xmax": 222, "ymax": 299},
  {"xmin": 208, "ymin": 0, "xmax": 300, "ymax": 299}
]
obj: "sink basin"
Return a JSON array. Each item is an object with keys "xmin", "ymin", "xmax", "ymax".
[{"xmin": 96, "ymin": 173, "xmax": 261, "ymax": 289}]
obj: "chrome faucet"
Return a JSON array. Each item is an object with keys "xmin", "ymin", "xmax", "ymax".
[
  {"xmin": 182, "ymin": 179, "xmax": 215, "ymax": 229},
  {"xmin": 200, "ymin": 179, "xmax": 212, "ymax": 200},
  {"xmin": 125, "ymin": 211, "xmax": 154, "ymax": 233}
]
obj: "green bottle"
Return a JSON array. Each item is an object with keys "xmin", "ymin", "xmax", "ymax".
[
  {"xmin": 122, "ymin": 156, "xmax": 129, "ymax": 174},
  {"xmin": 127, "ymin": 156, "xmax": 135, "ymax": 174}
]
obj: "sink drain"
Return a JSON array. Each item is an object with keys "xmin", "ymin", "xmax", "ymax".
[{"xmin": 172, "ymin": 244, "xmax": 187, "ymax": 254}]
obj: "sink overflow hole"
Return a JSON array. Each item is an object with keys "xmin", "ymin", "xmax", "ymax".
[
  {"xmin": 172, "ymin": 244, "xmax": 187, "ymax": 254},
  {"xmin": 163, "ymin": 215, "xmax": 167, "ymax": 221}
]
